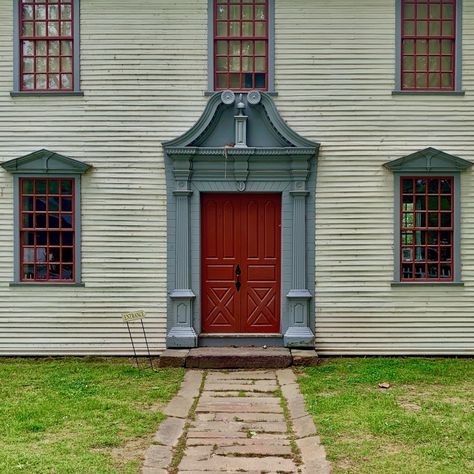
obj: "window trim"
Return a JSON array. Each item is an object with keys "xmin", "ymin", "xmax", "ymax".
[
  {"xmin": 394, "ymin": 0, "xmax": 463, "ymax": 94},
  {"xmin": 13, "ymin": 173, "xmax": 83, "ymax": 284},
  {"xmin": 393, "ymin": 172, "xmax": 461, "ymax": 283},
  {"xmin": 1, "ymin": 149, "xmax": 91, "ymax": 285},
  {"xmin": 12, "ymin": 0, "xmax": 81, "ymax": 94},
  {"xmin": 207, "ymin": 0, "xmax": 275, "ymax": 93},
  {"xmin": 384, "ymin": 147, "xmax": 472, "ymax": 285}
]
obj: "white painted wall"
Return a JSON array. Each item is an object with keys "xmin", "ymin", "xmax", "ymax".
[{"xmin": 0, "ymin": 0, "xmax": 473, "ymax": 354}]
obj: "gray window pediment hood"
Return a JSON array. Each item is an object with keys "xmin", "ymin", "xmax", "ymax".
[{"xmin": 164, "ymin": 91, "xmax": 320, "ymax": 349}]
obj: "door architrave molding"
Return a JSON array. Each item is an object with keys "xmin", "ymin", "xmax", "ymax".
[{"xmin": 164, "ymin": 92, "xmax": 320, "ymax": 348}]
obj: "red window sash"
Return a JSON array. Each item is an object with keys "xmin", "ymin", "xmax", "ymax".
[
  {"xmin": 400, "ymin": 176, "xmax": 454, "ymax": 282},
  {"xmin": 401, "ymin": 0, "xmax": 456, "ymax": 91},
  {"xmin": 214, "ymin": 0, "xmax": 269, "ymax": 91},
  {"xmin": 19, "ymin": 177, "xmax": 76, "ymax": 282},
  {"xmin": 19, "ymin": 0, "xmax": 75, "ymax": 92}
]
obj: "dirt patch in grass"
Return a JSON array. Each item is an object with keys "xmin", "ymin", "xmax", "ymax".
[
  {"xmin": 397, "ymin": 397, "xmax": 422, "ymax": 412},
  {"xmin": 111, "ymin": 437, "xmax": 150, "ymax": 470}
]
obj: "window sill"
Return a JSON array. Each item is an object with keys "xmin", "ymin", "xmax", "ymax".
[
  {"xmin": 392, "ymin": 90, "xmax": 465, "ymax": 96},
  {"xmin": 391, "ymin": 281, "xmax": 464, "ymax": 287},
  {"xmin": 10, "ymin": 91, "xmax": 84, "ymax": 98},
  {"xmin": 204, "ymin": 90, "xmax": 278, "ymax": 97},
  {"xmin": 9, "ymin": 282, "xmax": 85, "ymax": 287}
]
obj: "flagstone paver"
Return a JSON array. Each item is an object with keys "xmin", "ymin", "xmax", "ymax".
[{"xmin": 142, "ymin": 368, "xmax": 331, "ymax": 473}]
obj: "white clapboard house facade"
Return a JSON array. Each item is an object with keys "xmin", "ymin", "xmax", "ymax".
[{"xmin": 0, "ymin": 0, "xmax": 473, "ymax": 355}]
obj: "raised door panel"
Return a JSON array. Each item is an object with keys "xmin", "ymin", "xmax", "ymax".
[
  {"xmin": 241, "ymin": 195, "xmax": 281, "ymax": 333},
  {"xmin": 201, "ymin": 195, "xmax": 240, "ymax": 333}
]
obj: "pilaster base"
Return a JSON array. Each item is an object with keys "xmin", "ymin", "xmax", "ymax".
[
  {"xmin": 168, "ymin": 290, "xmax": 197, "ymax": 348},
  {"xmin": 167, "ymin": 326, "xmax": 198, "ymax": 348},
  {"xmin": 285, "ymin": 289, "xmax": 314, "ymax": 347},
  {"xmin": 284, "ymin": 326, "xmax": 315, "ymax": 348}
]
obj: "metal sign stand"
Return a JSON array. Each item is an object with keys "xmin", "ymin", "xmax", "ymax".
[{"xmin": 123, "ymin": 311, "xmax": 156, "ymax": 371}]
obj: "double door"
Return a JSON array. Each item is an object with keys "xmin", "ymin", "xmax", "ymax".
[{"xmin": 201, "ymin": 193, "xmax": 281, "ymax": 333}]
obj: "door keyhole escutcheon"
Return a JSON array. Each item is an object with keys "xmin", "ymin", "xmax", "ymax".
[{"xmin": 235, "ymin": 264, "xmax": 241, "ymax": 292}]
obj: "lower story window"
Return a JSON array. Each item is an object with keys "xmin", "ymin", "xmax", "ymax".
[
  {"xmin": 400, "ymin": 176, "xmax": 453, "ymax": 281},
  {"xmin": 20, "ymin": 177, "xmax": 75, "ymax": 282}
]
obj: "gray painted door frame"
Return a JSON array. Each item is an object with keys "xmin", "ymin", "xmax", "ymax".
[{"xmin": 164, "ymin": 92, "xmax": 320, "ymax": 348}]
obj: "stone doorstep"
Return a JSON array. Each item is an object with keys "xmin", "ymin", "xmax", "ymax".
[
  {"xmin": 186, "ymin": 347, "xmax": 292, "ymax": 369},
  {"xmin": 159, "ymin": 347, "xmax": 318, "ymax": 368},
  {"xmin": 158, "ymin": 348, "xmax": 189, "ymax": 368},
  {"xmin": 290, "ymin": 348, "xmax": 319, "ymax": 366}
]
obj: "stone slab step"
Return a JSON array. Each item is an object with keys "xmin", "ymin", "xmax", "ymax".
[
  {"xmin": 187, "ymin": 347, "xmax": 292, "ymax": 369},
  {"xmin": 159, "ymin": 347, "xmax": 318, "ymax": 368}
]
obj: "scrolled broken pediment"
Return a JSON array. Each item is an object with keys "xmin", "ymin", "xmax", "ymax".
[{"xmin": 163, "ymin": 91, "xmax": 320, "ymax": 157}]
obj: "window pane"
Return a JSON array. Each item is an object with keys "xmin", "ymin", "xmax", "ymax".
[
  {"xmin": 61, "ymin": 40, "xmax": 72, "ymax": 56},
  {"xmin": 50, "ymin": 232, "xmax": 61, "ymax": 245},
  {"xmin": 48, "ymin": 197, "xmax": 60, "ymax": 211},
  {"xmin": 61, "ymin": 73, "xmax": 72, "ymax": 89}
]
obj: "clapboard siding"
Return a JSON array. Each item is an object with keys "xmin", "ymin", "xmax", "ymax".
[
  {"xmin": 0, "ymin": 0, "xmax": 209, "ymax": 355},
  {"xmin": 275, "ymin": 0, "xmax": 474, "ymax": 354},
  {"xmin": 0, "ymin": 0, "xmax": 473, "ymax": 355}
]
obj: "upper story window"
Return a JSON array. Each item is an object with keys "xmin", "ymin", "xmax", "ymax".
[
  {"xmin": 14, "ymin": 0, "xmax": 80, "ymax": 94},
  {"xmin": 400, "ymin": 0, "xmax": 458, "ymax": 91},
  {"xmin": 213, "ymin": 0, "xmax": 270, "ymax": 91}
]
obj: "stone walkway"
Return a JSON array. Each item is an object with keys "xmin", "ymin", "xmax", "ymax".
[{"xmin": 143, "ymin": 369, "xmax": 330, "ymax": 473}]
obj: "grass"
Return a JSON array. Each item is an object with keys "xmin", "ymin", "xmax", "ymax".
[
  {"xmin": 0, "ymin": 358, "xmax": 184, "ymax": 474},
  {"xmin": 298, "ymin": 358, "xmax": 474, "ymax": 474}
]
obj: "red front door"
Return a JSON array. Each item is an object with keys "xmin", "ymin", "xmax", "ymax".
[{"xmin": 201, "ymin": 193, "xmax": 281, "ymax": 334}]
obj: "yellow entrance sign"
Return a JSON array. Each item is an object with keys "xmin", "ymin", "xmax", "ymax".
[{"xmin": 122, "ymin": 310, "xmax": 146, "ymax": 322}]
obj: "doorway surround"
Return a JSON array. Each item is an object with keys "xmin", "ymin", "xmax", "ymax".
[{"xmin": 164, "ymin": 91, "xmax": 320, "ymax": 348}]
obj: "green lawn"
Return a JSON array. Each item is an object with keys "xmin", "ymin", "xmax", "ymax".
[
  {"xmin": 0, "ymin": 358, "xmax": 184, "ymax": 474},
  {"xmin": 298, "ymin": 358, "xmax": 474, "ymax": 474}
]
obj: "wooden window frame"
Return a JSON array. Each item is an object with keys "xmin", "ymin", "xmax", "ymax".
[
  {"xmin": 394, "ymin": 0, "xmax": 463, "ymax": 94},
  {"xmin": 394, "ymin": 172, "xmax": 462, "ymax": 284},
  {"xmin": 399, "ymin": 176, "xmax": 454, "ymax": 282},
  {"xmin": 383, "ymin": 147, "xmax": 472, "ymax": 286},
  {"xmin": 12, "ymin": 173, "xmax": 83, "ymax": 285},
  {"xmin": 208, "ymin": 0, "xmax": 275, "ymax": 93},
  {"xmin": 19, "ymin": 177, "xmax": 76, "ymax": 282},
  {"xmin": 12, "ymin": 0, "xmax": 81, "ymax": 95}
]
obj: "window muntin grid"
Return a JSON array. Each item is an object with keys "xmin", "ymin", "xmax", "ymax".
[
  {"xmin": 19, "ymin": 0, "xmax": 74, "ymax": 91},
  {"xmin": 401, "ymin": 0, "xmax": 456, "ymax": 90},
  {"xmin": 214, "ymin": 0, "xmax": 268, "ymax": 91},
  {"xmin": 20, "ymin": 178, "xmax": 75, "ymax": 282},
  {"xmin": 400, "ymin": 177, "xmax": 454, "ymax": 281}
]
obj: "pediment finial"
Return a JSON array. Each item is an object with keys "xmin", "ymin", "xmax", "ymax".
[{"xmin": 234, "ymin": 94, "xmax": 248, "ymax": 148}]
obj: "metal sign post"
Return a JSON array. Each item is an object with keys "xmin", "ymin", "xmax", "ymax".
[{"xmin": 122, "ymin": 310, "xmax": 156, "ymax": 371}]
